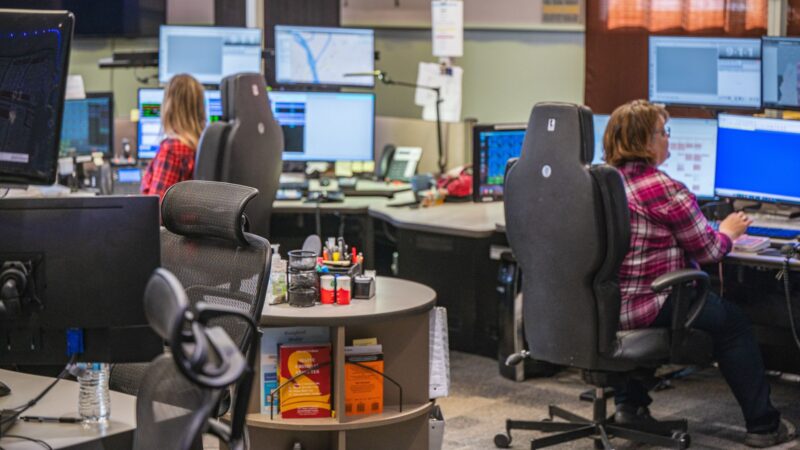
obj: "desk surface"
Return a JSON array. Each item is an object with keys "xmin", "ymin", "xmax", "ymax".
[
  {"xmin": 369, "ymin": 201, "xmax": 505, "ymax": 239},
  {"xmin": 261, "ymin": 277, "xmax": 436, "ymax": 327},
  {"xmin": 0, "ymin": 370, "xmax": 136, "ymax": 449}
]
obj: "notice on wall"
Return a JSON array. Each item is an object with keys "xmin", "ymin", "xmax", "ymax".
[
  {"xmin": 414, "ymin": 62, "xmax": 463, "ymax": 123},
  {"xmin": 542, "ymin": 0, "xmax": 582, "ymax": 23},
  {"xmin": 432, "ymin": 0, "xmax": 463, "ymax": 57}
]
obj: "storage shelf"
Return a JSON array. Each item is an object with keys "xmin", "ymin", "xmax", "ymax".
[{"xmin": 247, "ymin": 402, "xmax": 432, "ymax": 431}]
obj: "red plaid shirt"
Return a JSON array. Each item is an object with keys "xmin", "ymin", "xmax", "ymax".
[
  {"xmin": 617, "ymin": 161, "xmax": 732, "ymax": 330},
  {"xmin": 140, "ymin": 138, "xmax": 195, "ymax": 200}
]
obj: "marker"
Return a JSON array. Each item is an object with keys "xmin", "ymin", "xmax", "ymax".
[{"xmin": 21, "ymin": 416, "xmax": 82, "ymax": 423}]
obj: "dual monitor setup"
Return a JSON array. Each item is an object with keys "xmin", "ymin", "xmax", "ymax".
[{"xmin": 474, "ymin": 114, "xmax": 800, "ymax": 209}]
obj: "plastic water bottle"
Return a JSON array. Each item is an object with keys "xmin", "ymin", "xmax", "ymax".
[{"xmin": 77, "ymin": 362, "xmax": 110, "ymax": 422}]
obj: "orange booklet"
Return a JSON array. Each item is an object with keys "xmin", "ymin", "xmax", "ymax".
[
  {"xmin": 345, "ymin": 354, "xmax": 384, "ymax": 416},
  {"xmin": 279, "ymin": 343, "xmax": 332, "ymax": 419}
]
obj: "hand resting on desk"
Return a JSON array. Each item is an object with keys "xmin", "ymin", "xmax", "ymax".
[{"xmin": 719, "ymin": 211, "xmax": 753, "ymax": 240}]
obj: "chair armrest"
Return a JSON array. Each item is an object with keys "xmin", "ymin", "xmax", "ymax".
[{"xmin": 651, "ymin": 269, "xmax": 709, "ymax": 330}]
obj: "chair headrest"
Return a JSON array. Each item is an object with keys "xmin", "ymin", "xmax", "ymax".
[
  {"xmin": 523, "ymin": 102, "xmax": 594, "ymax": 166},
  {"xmin": 162, "ymin": 180, "xmax": 259, "ymax": 245}
]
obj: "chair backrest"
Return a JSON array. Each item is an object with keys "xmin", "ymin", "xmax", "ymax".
[
  {"xmin": 161, "ymin": 180, "xmax": 271, "ymax": 353},
  {"xmin": 504, "ymin": 102, "xmax": 630, "ymax": 369},
  {"xmin": 195, "ymin": 72, "xmax": 283, "ymax": 238}
]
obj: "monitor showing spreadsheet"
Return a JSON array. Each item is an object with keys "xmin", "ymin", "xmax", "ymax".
[
  {"xmin": 715, "ymin": 114, "xmax": 800, "ymax": 205},
  {"xmin": 268, "ymin": 90, "xmax": 374, "ymax": 162},
  {"xmin": 137, "ymin": 88, "xmax": 222, "ymax": 159},
  {"xmin": 592, "ymin": 115, "xmax": 718, "ymax": 198},
  {"xmin": 159, "ymin": 25, "xmax": 262, "ymax": 85},
  {"xmin": 761, "ymin": 37, "xmax": 800, "ymax": 110},
  {"xmin": 648, "ymin": 36, "xmax": 761, "ymax": 109},
  {"xmin": 472, "ymin": 124, "xmax": 526, "ymax": 201},
  {"xmin": 60, "ymin": 93, "xmax": 113, "ymax": 160},
  {"xmin": 274, "ymin": 25, "xmax": 374, "ymax": 87}
]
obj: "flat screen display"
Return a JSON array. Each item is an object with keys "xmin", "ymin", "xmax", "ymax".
[
  {"xmin": 472, "ymin": 124, "xmax": 526, "ymax": 201},
  {"xmin": 60, "ymin": 93, "xmax": 113, "ymax": 160},
  {"xmin": 762, "ymin": 37, "xmax": 800, "ymax": 111}
]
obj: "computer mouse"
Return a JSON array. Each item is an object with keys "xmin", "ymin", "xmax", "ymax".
[{"xmin": 0, "ymin": 381, "xmax": 10, "ymax": 397}]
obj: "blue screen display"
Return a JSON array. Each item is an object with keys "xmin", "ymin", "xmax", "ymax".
[
  {"xmin": 475, "ymin": 126, "xmax": 526, "ymax": 200},
  {"xmin": 715, "ymin": 114, "xmax": 800, "ymax": 205}
]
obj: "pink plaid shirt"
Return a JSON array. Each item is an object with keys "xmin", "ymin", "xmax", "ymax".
[{"xmin": 617, "ymin": 161, "xmax": 732, "ymax": 330}]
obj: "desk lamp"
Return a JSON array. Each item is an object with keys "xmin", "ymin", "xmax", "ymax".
[{"xmin": 345, "ymin": 70, "xmax": 445, "ymax": 174}]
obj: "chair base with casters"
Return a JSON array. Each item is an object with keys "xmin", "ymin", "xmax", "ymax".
[{"xmin": 494, "ymin": 374, "xmax": 691, "ymax": 450}]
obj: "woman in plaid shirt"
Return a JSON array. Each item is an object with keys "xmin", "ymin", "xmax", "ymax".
[
  {"xmin": 603, "ymin": 100, "xmax": 794, "ymax": 447},
  {"xmin": 141, "ymin": 74, "xmax": 206, "ymax": 200}
]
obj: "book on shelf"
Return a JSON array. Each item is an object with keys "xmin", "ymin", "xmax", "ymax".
[
  {"xmin": 345, "ymin": 345, "xmax": 384, "ymax": 416},
  {"xmin": 260, "ymin": 327, "xmax": 330, "ymax": 415},
  {"xmin": 279, "ymin": 343, "xmax": 332, "ymax": 419}
]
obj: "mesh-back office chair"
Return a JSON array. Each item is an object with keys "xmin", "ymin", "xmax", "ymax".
[
  {"xmin": 195, "ymin": 73, "xmax": 284, "ymax": 238},
  {"xmin": 496, "ymin": 103, "xmax": 714, "ymax": 449},
  {"xmin": 112, "ymin": 180, "xmax": 271, "ymax": 430},
  {"xmin": 134, "ymin": 268, "xmax": 252, "ymax": 450}
]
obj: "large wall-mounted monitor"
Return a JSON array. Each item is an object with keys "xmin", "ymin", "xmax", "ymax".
[
  {"xmin": 592, "ymin": 115, "xmax": 718, "ymax": 199},
  {"xmin": 159, "ymin": 25, "xmax": 262, "ymax": 85},
  {"xmin": 472, "ymin": 124, "xmax": 526, "ymax": 202},
  {"xmin": 715, "ymin": 114, "xmax": 800, "ymax": 205},
  {"xmin": 0, "ymin": 10, "xmax": 73, "ymax": 186},
  {"xmin": 137, "ymin": 88, "xmax": 222, "ymax": 160},
  {"xmin": 0, "ymin": 0, "xmax": 165, "ymax": 37},
  {"xmin": 648, "ymin": 36, "xmax": 761, "ymax": 109},
  {"xmin": 762, "ymin": 36, "xmax": 800, "ymax": 111},
  {"xmin": 274, "ymin": 25, "xmax": 375, "ymax": 87},
  {"xmin": 60, "ymin": 93, "xmax": 113, "ymax": 161},
  {"xmin": 269, "ymin": 91, "xmax": 375, "ymax": 162}
]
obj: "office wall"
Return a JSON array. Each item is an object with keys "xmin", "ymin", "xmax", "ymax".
[{"xmin": 68, "ymin": 28, "xmax": 585, "ymax": 126}]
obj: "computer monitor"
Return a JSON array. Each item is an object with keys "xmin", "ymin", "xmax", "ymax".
[
  {"xmin": 715, "ymin": 114, "xmax": 800, "ymax": 205},
  {"xmin": 269, "ymin": 91, "xmax": 374, "ymax": 162},
  {"xmin": 472, "ymin": 124, "xmax": 526, "ymax": 202},
  {"xmin": 137, "ymin": 88, "xmax": 222, "ymax": 159},
  {"xmin": 0, "ymin": 10, "xmax": 73, "ymax": 186},
  {"xmin": 648, "ymin": 36, "xmax": 761, "ymax": 109},
  {"xmin": 274, "ymin": 25, "xmax": 375, "ymax": 87},
  {"xmin": 159, "ymin": 25, "xmax": 262, "ymax": 85},
  {"xmin": 59, "ymin": 92, "xmax": 113, "ymax": 161},
  {"xmin": 761, "ymin": 37, "xmax": 800, "ymax": 111},
  {"xmin": 0, "ymin": 195, "xmax": 163, "ymax": 365},
  {"xmin": 592, "ymin": 115, "xmax": 718, "ymax": 199}
]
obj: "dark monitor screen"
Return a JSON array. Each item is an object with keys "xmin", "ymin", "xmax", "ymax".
[
  {"xmin": 761, "ymin": 37, "xmax": 800, "ymax": 110},
  {"xmin": 159, "ymin": 25, "xmax": 262, "ymax": 85},
  {"xmin": 648, "ymin": 36, "xmax": 761, "ymax": 109},
  {"xmin": 137, "ymin": 88, "xmax": 221, "ymax": 159},
  {"xmin": 0, "ymin": 10, "xmax": 73, "ymax": 186},
  {"xmin": 715, "ymin": 114, "xmax": 800, "ymax": 205},
  {"xmin": 0, "ymin": 196, "xmax": 163, "ymax": 364},
  {"xmin": 269, "ymin": 90, "xmax": 374, "ymax": 162},
  {"xmin": 472, "ymin": 124, "xmax": 526, "ymax": 202},
  {"xmin": 274, "ymin": 25, "xmax": 375, "ymax": 88},
  {"xmin": 59, "ymin": 92, "xmax": 113, "ymax": 160},
  {"xmin": 0, "ymin": 1, "xmax": 166, "ymax": 37},
  {"xmin": 592, "ymin": 115, "xmax": 718, "ymax": 199}
]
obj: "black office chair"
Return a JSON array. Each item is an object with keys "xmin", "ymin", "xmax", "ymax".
[
  {"xmin": 112, "ymin": 180, "xmax": 270, "ymax": 442},
  {"xmin": 195, "ymin": 72, "xmax": 284, "ymax": 238},
  {"xmin": 496, "ymin": 102, "xmax": 714, "ymax": 449},
  {"xmin": 134, "ymin": 268, "xmax": 253, "ymax": 450}
]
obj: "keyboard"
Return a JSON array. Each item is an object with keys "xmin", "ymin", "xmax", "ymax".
[{"xmin": 745, "ymin": 226, "xmax": 800, "ymax": 240}]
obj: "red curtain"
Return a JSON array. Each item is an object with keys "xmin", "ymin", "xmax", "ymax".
[{"xmin": 585, "ymin": 0, "xmax": 767, "ymax": 114}]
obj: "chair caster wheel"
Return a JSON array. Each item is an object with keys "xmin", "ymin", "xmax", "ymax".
[
  {"xmin": 672, "ymin": 431, "xmax": 690, "ymax": 449},
  {"xmin": 494, "ymin": 433, "xmax": 512, "ymax": 448}
]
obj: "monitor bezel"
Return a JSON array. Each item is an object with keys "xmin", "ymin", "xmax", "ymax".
[
  {"xmin": 471, "ymin": 123, "xmax": 527, "ymax": 203},
  {"xmin": 158, "ymin": 24, "xmax": 264, "ymax": 86},
  {"xmin": 270, "ymin": 89, "xmax": 376, "ymax": 163},
  {"xmin": 273, "ymin": 24, "xmax": 375, "ymax": 89},
  {"xmin": 647, "ymin": 35, "xmax": 763, "ymax": 111},
  {"xmin": 760, "ymin": 36, "xmax": 800, "ymax": 112}
]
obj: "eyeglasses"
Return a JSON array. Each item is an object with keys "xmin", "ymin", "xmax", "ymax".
[{"xmin": 654, "ymin": 126, "xmax": 671, "ymax": 138}]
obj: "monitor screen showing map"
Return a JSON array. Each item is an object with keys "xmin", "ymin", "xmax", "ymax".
[{"xmin": 274, "ymin": 25, "xmax": 374, "ymax": 87}]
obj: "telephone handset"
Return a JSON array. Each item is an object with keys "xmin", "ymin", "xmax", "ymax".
[{"xmin": 378, "ymin": 145, "xmax": 422, "ymax": 181}]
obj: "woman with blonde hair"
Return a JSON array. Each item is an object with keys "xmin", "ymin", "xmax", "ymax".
[
  {"xmin": 604, "ymin": 100, "xmax": 793, "ymax": 447},
  {"xmin": 141, "ymin": 73, "xmax": 206, "ymax": 199}
]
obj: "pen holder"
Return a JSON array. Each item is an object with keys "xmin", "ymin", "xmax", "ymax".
[{"xmin": 287, "ymin": 249, "xmax": 319, "ymax": 307}]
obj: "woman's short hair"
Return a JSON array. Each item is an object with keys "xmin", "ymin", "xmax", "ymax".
[
  {"xmin": 602, "ymin": 99, "xmax": 668, "ymax": 167},
  {"xmin": 162, "ymin": 74, "xmax": 206, "ymax": 149}
]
